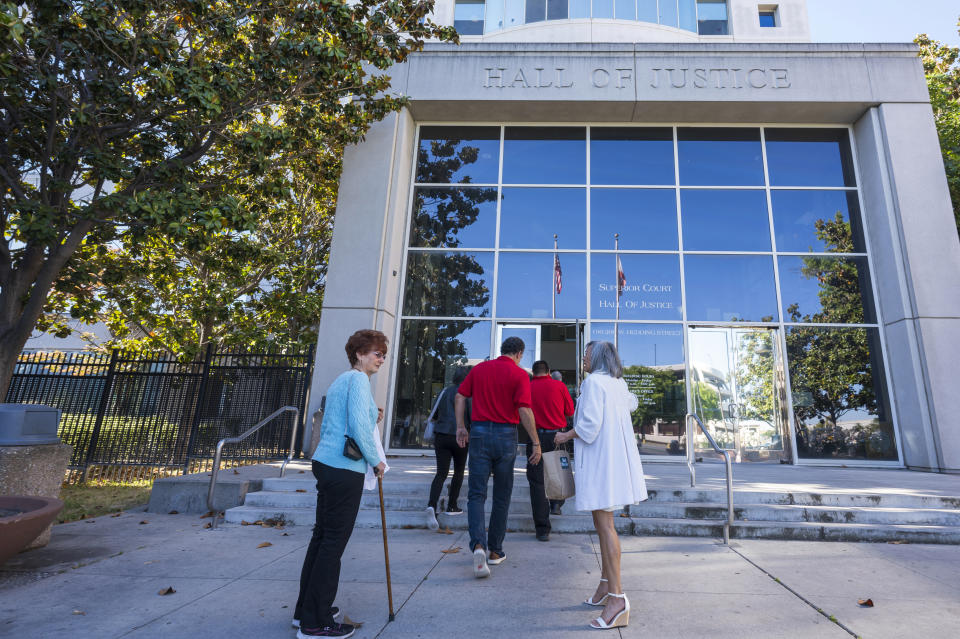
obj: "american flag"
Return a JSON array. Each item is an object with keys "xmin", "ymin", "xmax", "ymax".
[
  {"xmin": 616, "ymin": 255, "xmax": 626, "ymax": 297},
  {"xmin": 554, "ymin": 253, "xmax": 563, "ymax": 294}
]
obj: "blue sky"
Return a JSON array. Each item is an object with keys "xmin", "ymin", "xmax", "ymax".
[{"xmin": 807, "ymin": 0, "xmax": 960, "ymax": 46}]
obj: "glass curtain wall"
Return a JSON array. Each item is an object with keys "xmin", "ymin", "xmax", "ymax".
[
  {"xmin": 393, "ymin": 124, "xmax": 898, "ymax": 464},
  {"xmin": 465, "ymin": 0, "xmax": 705, "ymax": 35}
]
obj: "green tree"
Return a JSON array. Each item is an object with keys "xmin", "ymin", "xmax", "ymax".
[
  {"xmin": 0, "ymin": 1, "xmax": 455, "ymax": 395},
  {"xmin": 915, "ymin": 22, "xmax": 960, "ymax": 235}
]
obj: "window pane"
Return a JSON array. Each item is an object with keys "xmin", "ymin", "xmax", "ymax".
[
  {"xmin": 403, "ymin": 251, "xmax": 494, "ymax": 317},
  {"xmin": 659, "ymin": 0, "xmax": 678, "ymax": 27},
  {"xmin": 590, "ymin": 127, "xmax": 675, "ymax": 185},
  {"xmin": 591, "ymin": 189, "xmax": 678, "ymax": 250},
  {"xmin": 615, "ymin": 0, "xmax": 635, "ymax": 20},
  {"xmin": 697, "ymin": 0, "xmax": 727, "ymax": 34},
  {"xmin": 592, "ymin": 254, "xmax": 682, "ymax": 320},
  {"xmin": 416, "ymin": 126, "xmax": 500, "ymax": 184},
  {"xmin": 759, "ymin": 10, "xmax": 776, "ymax": 27},
  {"xmin": 771, "ymin": 190, "xmax": 866, "ymax": 253},
  {"xmin": 526, "ymin": 0, "xmax": 546, "ymax": 22},
  {"xmin": 485, "ymin": 0, "xmax": 505, "ymax": 31},
  {"xmin": 593, "ymin": 0, "xmax": 614, "ymax": 18},
  {"xmin": 684, "ymin": 255, "xmax": 779, "ymax": 322},
  {"xmin": 391, "ymin": 320, "xmax": 491, "ymax": 449},
  {"xmin": 779, "ymin": 256, "xmax": 876, "ymax": 324},
  {"xmin": 547, "ymin": 0, "xmax": 568, "ymax": 20},
  {"xmin": 409, "ymin": 186, "xmax": 499, "ymax": 249},
  {"xmin": 454, "ymin": 0, "xmax": 485, "ymax": 34},
  {"xmin": 503, "ymin": 127, "xmax": 586, "ymax": 184},
  {"xmin": 570, "ymin": 0, "xmax": 590, "ymax": 18},
  {"xmin": 788, "ymin": 327, "xmax": 897, "ymax": 461},
  {"xmin": 679, "ymin": 0, "xmax": 697, "ymax": 31},
  {"xmin": 765, "ymin": 129, "xmax": 856, "ymax": 187},
  {"xmin": 620, "ymin": 324, "xmax": 687, "ymax": 456},
  {"xmin": 637, "ymin": 0, "xmax": 657, "ymax": 22},
  {"xmin": 678, "ymin": 128, "xmax": 765, "ymax": 186},
  {"xmin": 499, "ymin": 188, "xmax": 586, "ymax": 249},
  {"xmin": 497, "ymin": 252, "xmax": 586, "ymax": 318},
  {"xmin": 680, "ymin": 189, "xmax": 771, "ymax": 252},
  {"xmin": 505, "ymin": 0, "xmax": 525, "ymax": 28}
]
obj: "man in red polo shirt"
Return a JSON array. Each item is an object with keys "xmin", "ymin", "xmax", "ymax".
[
  {"xmin": 455, "ymin": 336, "xmax": 540, "ymax": 579},
  {"xmin": 527, "ymin": 360, "xmax": 575, "ymax": 541}
]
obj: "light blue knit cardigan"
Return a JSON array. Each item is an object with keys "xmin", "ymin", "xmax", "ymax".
[{"xmin": 312, "ymin": 370, "xmax": 382, "ymax": 473}]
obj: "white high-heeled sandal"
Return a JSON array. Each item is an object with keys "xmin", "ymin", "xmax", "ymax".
[
  {"xmin": 589, "ymin": 592, "xmax": 629, "ymax": 630},
  {"xmin": 584, "ymin": 578, "xmax": 609, "ymax": 606}
]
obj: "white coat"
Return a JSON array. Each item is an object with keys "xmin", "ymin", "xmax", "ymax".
[{"xmin": 573, "ymin": 372, "xmax": 648, "ymax": 512}]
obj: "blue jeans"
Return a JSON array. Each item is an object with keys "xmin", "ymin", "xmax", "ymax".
[{"xmin": 467, "ymin": 422, "xmax": 518, "ymax": 555}]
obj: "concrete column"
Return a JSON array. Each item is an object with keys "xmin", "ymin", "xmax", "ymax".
[
  {"xmin": 304, "ymin": 110, "xmax": 417, "ymax": 451},
  {"xmin": 854, "ymin": 104, "xmax": 960, "ymax": 473}
]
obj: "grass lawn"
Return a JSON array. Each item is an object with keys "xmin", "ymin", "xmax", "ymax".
[{"xmin": 58, "ymin": 480, "xmax": 153, "ymax": 523}]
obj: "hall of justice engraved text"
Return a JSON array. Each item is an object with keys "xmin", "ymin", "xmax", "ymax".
[{"xmin": 481, "ymin": 66, "xmax": 791, "ymax": 90}]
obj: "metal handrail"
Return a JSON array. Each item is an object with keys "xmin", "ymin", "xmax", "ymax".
[
  {"xmin": 686, "ymin": 413, "xmax": 734, "ymax": 545},
  {"xmin": 207, "ymin": 405, "xmax": 300, "ymax": 529}
]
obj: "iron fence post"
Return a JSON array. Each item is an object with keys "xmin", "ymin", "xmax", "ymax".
[
  {"xmin": 82, "ymin": 348, "xmax": 120, "ymax": 482},
  {"xmin": 182, "ymin": 344, "xmax": 214, "ymax": 474}
]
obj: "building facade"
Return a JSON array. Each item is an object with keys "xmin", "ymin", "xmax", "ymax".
[{"xmin": 307, "ymin": 0, "xmax": 960, "ymax": 473}]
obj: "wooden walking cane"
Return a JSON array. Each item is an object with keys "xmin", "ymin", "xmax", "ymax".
[{"xmin": 377, "ymin": 474, "xmax": 396, "ymax": 621}]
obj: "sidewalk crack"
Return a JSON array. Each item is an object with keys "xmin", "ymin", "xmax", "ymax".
[{"xmin": 730, "ymin": 546, "xmax": 861, "ymax": 638}]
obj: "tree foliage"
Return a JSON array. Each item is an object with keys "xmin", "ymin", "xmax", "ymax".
[
  {"xmin": 915, "ymin": 22, "xmax": 960, "ymax": 235},
  {"xmin": 0, "ymin": 0, "xmax": 456, "ymax": 394}
]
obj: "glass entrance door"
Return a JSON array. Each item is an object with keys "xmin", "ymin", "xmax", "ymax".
[
  {"xmin": 495, "ymin": 324, "xmax": 541, "ymax": 373},
  {"xmin": 688, "ymin": 326, "xmax": 790, "ymax": 462}
]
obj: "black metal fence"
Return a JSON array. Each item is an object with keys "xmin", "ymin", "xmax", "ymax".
[{"xmin": 5, "ymin": 347, "xmax": 314, "ymax": 480}]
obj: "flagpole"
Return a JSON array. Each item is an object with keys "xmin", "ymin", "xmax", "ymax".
[
  {"xmin": 552, "ymin": 234, "xmax": 558, "ymax": 320},
  {"xmin": 614, "ymin": 233, "xmax": 620, "ymax": 351}
]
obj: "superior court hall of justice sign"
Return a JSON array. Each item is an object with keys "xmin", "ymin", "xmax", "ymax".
[{"xmin": 481, "ymin": 66, "xmax": 792, "ymax": 90}]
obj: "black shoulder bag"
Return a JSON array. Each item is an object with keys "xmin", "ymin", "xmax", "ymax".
[{"xmin": 343, "ymin": 375, "xmax": 364, "ymax": 461}]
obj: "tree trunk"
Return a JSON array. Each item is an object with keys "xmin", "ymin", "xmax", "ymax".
[{"xmin": 0, "ymin": 326, "xmax": 36, "ymax": 400}]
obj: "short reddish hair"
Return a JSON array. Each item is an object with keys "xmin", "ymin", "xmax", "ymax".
[{"xmin": 345, "ymin": 329, "xmax": 388, "ymax": 366}]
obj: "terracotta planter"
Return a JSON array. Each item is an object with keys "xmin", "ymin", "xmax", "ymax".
[{"xmin": 0, "ymin": 495, "xmax": 64, "ymax": 565}]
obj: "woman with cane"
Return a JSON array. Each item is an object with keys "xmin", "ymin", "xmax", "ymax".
[{"xmin": 294, "ymin": 329, "xmax": 388, "ymax": 639}]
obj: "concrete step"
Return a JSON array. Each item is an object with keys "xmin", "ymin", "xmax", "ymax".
[
  {"xmin": 629, "ymin": 502, "xmax": 960, "ymax": 526},
  {"xmin": 260, "ymin": 476, "xmax": 533, "ymax": 499},
  {"xmin": 243, "ymin": 490, "xmax": 538, "ymax": 515},
  {"xmin": 646, "ymin": 488, "xmax": 960, "ymax": 510},
  {"xmin": 223, "ymin": 505, "xmax": 631, "ymax": 534}
]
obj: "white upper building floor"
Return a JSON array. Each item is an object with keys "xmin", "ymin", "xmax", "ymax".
[{"xmin": 431, "ymin": 0, "xmax": 810, "ymax": 43}]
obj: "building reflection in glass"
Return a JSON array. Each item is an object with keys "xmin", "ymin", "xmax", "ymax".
[{"xmin": 591, "ymin": 323, "xmax": 686, "ymax": 456}]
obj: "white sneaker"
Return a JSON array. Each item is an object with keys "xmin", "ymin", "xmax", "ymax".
[
  {"xmin": 425, "ymin": 506, "xmax": 440, "ymax": 531},
  {"xmin": 473, "ymin": 546, "xmax": 491, "ymax": 578}
]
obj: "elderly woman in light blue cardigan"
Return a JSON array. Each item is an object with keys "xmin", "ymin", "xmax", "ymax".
[{"xmin": 294, "ymin": 329, "xmax": 387, "ymax": 639}]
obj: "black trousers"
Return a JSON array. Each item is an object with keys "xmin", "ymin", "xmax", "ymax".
[
  {"xmin": 428, "ymin": 432, "xmax": 468, "ymax": 510},
  {"xmin": 526, "ymin": 429, "xmax": 563, "ymax": 535},
  {"xmin": 295, "ymin": 460, "xmax": 364, "ymax": 629}
]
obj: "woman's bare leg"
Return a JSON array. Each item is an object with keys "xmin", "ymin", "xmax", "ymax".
[
  {"xmin": 593, "ymin": 510, "xmax": 625, "ymax": 626},
  {"xmin": 590, "ymin": 510, "xmax": 610, "ymax": 603}
]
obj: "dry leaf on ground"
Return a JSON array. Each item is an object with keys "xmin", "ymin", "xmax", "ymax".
[
  {"xmin": 887, "ymin": 540, "xmax": 908, "ymax": 545},
  {"xmin": 72, "ymin": 610, "xmax": 85, "ymax": 615},
  {"xmin": 203, "ymin": 522, "xmax": 212, "ymax": 529},
  {"xmin": 200, "ymin": 511, "xmax": 214, "ymax": 519},
  {"xmin": 139, "ymin": 520, "xmax": 149, "ymax": 525},
  {"xmin": 441, "ymin": 547, "xmax": 461, "ymax": 554},
  {"xmin": 438, "ymin": 527, "xmax": 454, "ymax": 535},
  {"xmin": 295, "ymin": 489, "xmax": 307, "ymax": 493},
  {"xmin": 342, "ymin": 615, "xmax": 363, "ymax": 628},
  {"xmin": 858, "ymin": 598, "xmax": 874, "ymax": 607},
  {"xmin": 257, "ymin": 542, "xmax": 273, "ymax": 549},
  {"xmin": 111, "ymin": 512, "xmax": 123, "ymax": 517},
  {"xmin": 158, "ymin": 587, "xmax": 176, "ymax": 596},
  {"xmin": 233, "ymin": 470, "xmax": 240, "ymax": 475},
  {"xmin": 168, "ymin": 510, "xmax": 179, "ymax": 515}
]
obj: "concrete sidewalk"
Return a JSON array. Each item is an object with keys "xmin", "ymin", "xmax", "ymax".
[{"xmin": 2, "ymin": 505, "xmax": 959, "ymax": 638}]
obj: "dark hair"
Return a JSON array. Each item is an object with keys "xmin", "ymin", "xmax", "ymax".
[
  {"xmin": 452, "ymin": 365, "xmax": 471, "ymax": 386},
  {"xmin": 345, "ymin": 329, "xmax": 388, "ymax": 366},
  {"xmin": 500, "ymin": 336, "xmax": 525, "ymax": 356},
  {"xmin": 532, "ymin": 360, "xmax": 550, "ymax": 375}
]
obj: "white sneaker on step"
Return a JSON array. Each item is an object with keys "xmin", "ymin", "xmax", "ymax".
[
  {"xmin": 473, "ymin": 546, "xmax": 491, "ymax": 578},
  {"xmin": 425, "ymin": 506, "xmax": 440, "ymax": 530}
]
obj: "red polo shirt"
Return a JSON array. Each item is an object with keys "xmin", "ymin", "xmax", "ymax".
[
  {"xmin": 457, "ymin": 356, "xmax": 531, "ymax": 424},
  {"xmin": 530, "ymin": 376, "xmax": 575, "ymax": 430}
]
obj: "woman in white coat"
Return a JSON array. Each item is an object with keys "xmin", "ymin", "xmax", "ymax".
[{"xmin": 555, "ymin": 340, "xmax": 647, "ymax": 630}]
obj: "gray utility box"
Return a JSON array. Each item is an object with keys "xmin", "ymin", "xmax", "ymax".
[{"xmin": 0, "ymin": 405, "xmax": 62, "ymax": 445}]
